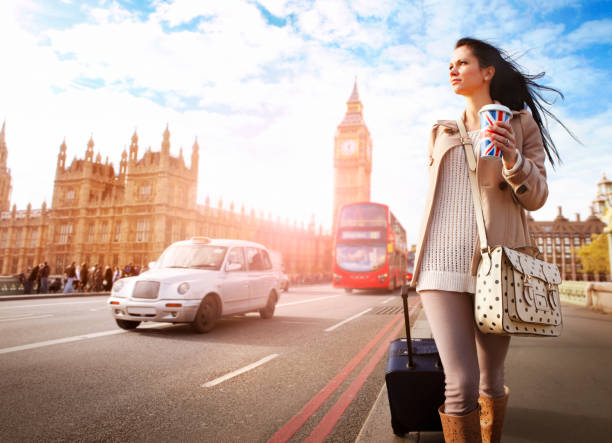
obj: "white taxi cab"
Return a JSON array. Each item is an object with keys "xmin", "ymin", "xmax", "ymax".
[{"xmin": 108, "ymin": 237, "xmax": 279, "ymax": 333}]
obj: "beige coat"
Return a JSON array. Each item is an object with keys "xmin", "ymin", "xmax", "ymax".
[{"xmin": 410, "ymin": 109, "xmax": 548, "ymax": 287}]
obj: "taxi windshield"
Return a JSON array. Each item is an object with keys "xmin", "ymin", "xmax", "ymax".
[{"xmin": 156, "ymin": 244, "xmax": 228, "ymax": 270}]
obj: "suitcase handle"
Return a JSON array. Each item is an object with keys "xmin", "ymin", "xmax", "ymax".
[
  {"xmin": 401, "ymin": 285, "xmax": 414, "ymax": 368},
  {"xmin": 402, "ymin": 285, "xmax": 443, "ymax": 370}
]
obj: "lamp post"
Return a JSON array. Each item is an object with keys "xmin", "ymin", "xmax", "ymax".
[{"xmin": 593, "ymin": 173, "xmax": 612, "ymax": 281}]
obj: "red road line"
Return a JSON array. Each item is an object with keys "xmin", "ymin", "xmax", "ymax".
[
  {"xmin": 267, "ymin": 302, "xmax": 415, "ymax": 443},
  {"xmin": 305, "ymin": 304, "xmax": 422, "ymax": 442}
]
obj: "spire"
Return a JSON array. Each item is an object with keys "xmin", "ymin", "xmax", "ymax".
[
  {"xmin": 0, "ymin": 120, "xmax": 7, "ymax": 169},
  {"xmin": 85, "ymin": 134, "xmax": 94, "ymax": 162},
  {"xmin": 192, "ymin": 136, "xmax": 199, "ymax": 153},
  {"xmin": 57, "ymin": 138, "xmax": 67, "ymax": 170},
  {"xmin": 162, "ymin": 123, "xmax": 170, "ymax": 155},
  {"xmin": 347, "ymin": 77, "xmax": 360, "ymax": 103},
  {"xmin": 129, "ymin": 129, "xmax": 139, "ymax": 162}
]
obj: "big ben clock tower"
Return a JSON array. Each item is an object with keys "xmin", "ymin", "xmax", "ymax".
[{"xmin": 333, "ymin": 80, "xmax": 372, "ymax": 228}]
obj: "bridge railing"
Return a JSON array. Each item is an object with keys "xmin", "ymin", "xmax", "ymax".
[{"xmin": 560, "ymin": 280, "xmax": 612, "ymax": 314}]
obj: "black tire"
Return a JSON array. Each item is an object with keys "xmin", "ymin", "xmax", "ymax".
[
  {"xmin": 344, "ymin": 288, "xmax": 353, "ymax": 293},
  {"xmin": 259, "ymin": 292, "xmax": 277, "ymax": 319},
  {"xmin": 192, "ymin": 295, "xmax": 219, "ymax": 333},
  {"xmin": 115, "ymin": 319, "xmax": 140, "ymax": 330}
]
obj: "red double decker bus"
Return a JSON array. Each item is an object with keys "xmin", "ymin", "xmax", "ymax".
[{"xmin": 333, "ymin": 202, "xmax": 407, "ymax": 292}]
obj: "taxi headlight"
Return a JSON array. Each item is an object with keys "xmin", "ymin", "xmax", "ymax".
[
  {"xmin": 177, "ymin": 282, "xmax": 190, "ymax": 295},
  {"xmin": 112, "ymin": 279, "xmax": 126, "ymax": 294}
]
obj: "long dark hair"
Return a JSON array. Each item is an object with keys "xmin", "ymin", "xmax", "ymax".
[{"xmin": 456, "ymin": 37, "xmax": 576, "ymax": 167}]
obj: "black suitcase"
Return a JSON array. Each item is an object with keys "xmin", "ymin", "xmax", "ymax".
[{"xmin": 385, "ymin": 285, "xmax": 445, "ymax": 436}]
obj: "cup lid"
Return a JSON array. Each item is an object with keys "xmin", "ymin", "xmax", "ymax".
[{"xmin": 479, "ymin": 104, "xmax": 511, "ymax": 114}]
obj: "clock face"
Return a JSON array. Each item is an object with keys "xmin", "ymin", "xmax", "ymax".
[{"xmin": 341, "ymin": 139, "xmax": 357, "ymax": 156}]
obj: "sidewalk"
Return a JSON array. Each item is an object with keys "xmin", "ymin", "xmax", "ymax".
[{"xmin": 357, "ymin": 301, "xmax": 612, "ymax": 443}]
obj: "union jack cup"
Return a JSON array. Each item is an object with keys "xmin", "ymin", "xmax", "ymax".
[{"xmin": 478, "ymin": 104, "xmax": 511, "ymax": 158}]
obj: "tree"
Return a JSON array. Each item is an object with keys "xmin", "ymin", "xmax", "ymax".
[{"xmin": 576, "ymin": 233, "xmax": 610, "ymax": 275}]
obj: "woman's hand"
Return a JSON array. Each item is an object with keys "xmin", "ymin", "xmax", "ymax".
[{"xmin": 486, "ymin": 121, "xmax": 518, "ymax": 169}]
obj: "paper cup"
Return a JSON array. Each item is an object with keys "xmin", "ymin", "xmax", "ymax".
[{"xmin": 478, "ymin": 104, "xmax": 511, "ymax": 158}]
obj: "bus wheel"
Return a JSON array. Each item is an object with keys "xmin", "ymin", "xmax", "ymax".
[{"xmin": 344, "ymin": 288, "xmax": 353, "ymax": 293}]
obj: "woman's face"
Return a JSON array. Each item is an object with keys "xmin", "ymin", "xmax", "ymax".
[{"xmin": 449, "ymin": 45, "xmax": 491, "ymax": 96}]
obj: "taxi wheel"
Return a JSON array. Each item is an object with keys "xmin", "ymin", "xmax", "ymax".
[
  {"xmin": 259, "ymin": 292, "xmax": 277, "ymax": 319},
  {"xmin": 192, "ymin": 296, "xmax": 219, "ymax": 333},
  {"xmin": 115, "ymin": 319, "xmax": 141, "ymax": 330}
]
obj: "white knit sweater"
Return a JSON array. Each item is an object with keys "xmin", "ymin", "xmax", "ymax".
[{"xmin": 417, "ymin": 130, "xmax": 480, "ymax": 294}]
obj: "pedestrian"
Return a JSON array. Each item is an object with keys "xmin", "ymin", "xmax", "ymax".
[
  {"xmin": 112, "ymin": 266, "xmax": 122, "ymax": 283},
  {"xmin": 27, "ymin": 264, "xmax": 39, "ymax": 294},
  {"xmin": 39, "ymin": 261, "xmax": 50, "ymax": 293},
  {"xmin": 410, "ymin": 37, "xmax": 574, "ymax": 442},
  {"xmin": 64, "ymin": 262, "xmax": 76, "ymax": 293},
  {"xmin": 23, "ymin": 267, "xmax": 33, "ymax": 294},
  {"xmin": 93, "ymin": 265, "xmax": 103, "ymax": 292},
  {"xmin": 103, "ymin": 266, "xmax": 113, "ymax": 291},
  {"xmin": 80, "ymin": 262, "xmax": 89, "ymax": 292}
]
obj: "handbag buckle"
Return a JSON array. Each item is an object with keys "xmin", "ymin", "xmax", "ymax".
[{"xmin": 547, "ymin": 283, "xmax": 559, "ymax": 309}]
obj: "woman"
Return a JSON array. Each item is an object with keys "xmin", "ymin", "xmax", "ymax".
[{"xmin": 410, "ymin": 38, "xmax": 570, "ymax": 442}]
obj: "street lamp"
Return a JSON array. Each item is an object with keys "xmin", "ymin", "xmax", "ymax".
[{"xmin": 595, "ymin": 173, "xmax": 612, "ymax": 281}]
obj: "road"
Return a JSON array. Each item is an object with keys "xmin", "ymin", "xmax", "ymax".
[{"xmin": 0, "ymin": 284, "xmax": 419, "ymax": 442}]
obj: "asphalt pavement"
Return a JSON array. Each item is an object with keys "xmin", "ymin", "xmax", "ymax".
[{"xmin": 356, "ymin": 300, "xmax": 612, "ymax": 443}]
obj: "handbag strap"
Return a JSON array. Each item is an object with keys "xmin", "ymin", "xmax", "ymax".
[{"xmin": 456, "ymin": 118, "xmax": 489, "ymax": 253}]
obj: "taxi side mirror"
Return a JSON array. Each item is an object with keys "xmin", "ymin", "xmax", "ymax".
[{"xmin": 226, "ymin": 263, "xmax": 243, "ymax": 272}]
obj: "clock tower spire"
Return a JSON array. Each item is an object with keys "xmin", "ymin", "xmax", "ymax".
[{"xmin": 332, "ymin": 80, "xmax": 372, "ymax": 228}]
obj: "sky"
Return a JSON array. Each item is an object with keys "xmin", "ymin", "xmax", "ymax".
[{"xmin": 1, "ymin": 0, "xmax": 611, "ymax": 244}]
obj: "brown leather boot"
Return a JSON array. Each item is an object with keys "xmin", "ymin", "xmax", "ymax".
[
  {"xmin": 438, "ymin": 405, "xmax": 482, "ymax": 442},
  {"xmin": 478, "ymin": 386, "xmax": 510, "ymax": 443}
]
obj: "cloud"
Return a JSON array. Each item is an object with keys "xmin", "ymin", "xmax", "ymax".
[{"xmin": 0, "ymin": 0, "xmax": 610, "ymax": 243}]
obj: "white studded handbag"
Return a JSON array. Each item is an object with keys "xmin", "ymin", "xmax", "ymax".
[{"xmin": 457, "ymin": 118, "xmax": 562, "ymax": 337}]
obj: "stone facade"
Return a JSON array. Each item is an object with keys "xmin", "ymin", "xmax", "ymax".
[
  {"xmin": 0, "ymin": 124, "xmax": 332, "ymax": 277},
  {"xmin": 529, "ymin": 206, "xmax": 606, "ymax": 281},
  {"xmin": 332, "ymin": 81, "xmax": 372, "ymax": 228}
]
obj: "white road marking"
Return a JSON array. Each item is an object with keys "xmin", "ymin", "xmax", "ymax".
[
  {"xmin": 324, "ymin": 308, "xmax": 372, "ymax": 332},
  {"xmin": 202, "ymin": 354, "xmax": 279, "ymax": 388},
  {"xmin": 0, "ymin": 323, "xmax": 171, "ymax": 355},
  {"xmin": 381, "ymin": 297, "xmax": 395, "ymax": 304},
  {"xmin": 0, "ymin": 300, "xmax": 105, "ymax": 310},
  {"xmin": 277, "ymin": 295, "xmax": 342, "ymax": 308},
  {"xmin": 0, "ymin": 330, "xmax": 124, "ymax": 355},
  {"xmin": 0, "ymin": 314, "xmax": 53, "ymax": 323}
]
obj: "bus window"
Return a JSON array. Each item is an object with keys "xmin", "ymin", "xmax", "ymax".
[{"xmin": 336, "ymin": 244, "xmax": 386, "ymax": 272}]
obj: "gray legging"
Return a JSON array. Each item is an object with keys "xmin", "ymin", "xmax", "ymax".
[{"xmin": 419, "ymin": 290, "xmax": 511, "ymax": 415}]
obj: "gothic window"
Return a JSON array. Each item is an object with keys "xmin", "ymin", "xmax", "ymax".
[
  {"xmin": 114, "ymin": 222, "xmax": 121, "ymax": 242},
  {"xmin": 30, "ymin": 229, "xmax": 38, "ymax": 248},
  {"xmin": 0, "ymin": 230, "xmax": 7, "ymax": 248},
  {"xmin": 15, "ymin": 230, "xmax": 23, "ymax": 247},
  {"xmin": 136, "ymin": 219, "xmax": 150, "ymax": 242},
  {"xmin": 101, "ymin": 222, "xmax": 109, "ymax": 243},
  {"xmin": 87, "ymin": 224, "xmax": 95, "ymax": 243},
  {"xmin": 59, "ymin": 223, "xmax": 73, "ymax": 244},
  {"xmin": 66, "ymin": 189, "xmax": 76, "ymax": 201},
  {"xmin": 139, "ymin": 183, "xmax": 152, "ymax": 200},
  {"xmin": 574, "ymin": 237, "xmax": 581, "ymax": 245}
]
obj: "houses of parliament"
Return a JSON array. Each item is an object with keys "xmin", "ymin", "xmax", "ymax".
[{"xmin": 0, "ymin": 83, "xmax": 374, "ymax": 277}]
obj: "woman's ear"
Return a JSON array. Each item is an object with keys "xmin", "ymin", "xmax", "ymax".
[{"xmin": 484, "ymin": 66, "xmax": 495, "ymax": 81}]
